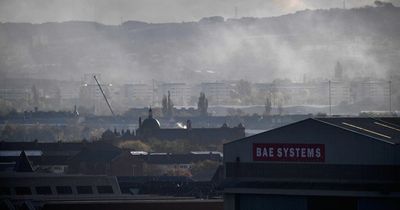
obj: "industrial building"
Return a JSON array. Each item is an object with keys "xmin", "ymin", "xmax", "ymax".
[
  {"xmin": 223, "ymin": 117, "xmax": 400, "ymax": 210},
  {"xmin": 102, "ymin": 108, "xmax": 246, "ymax": 143}
]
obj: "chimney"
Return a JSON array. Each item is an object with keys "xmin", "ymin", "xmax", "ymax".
[{"xmin": 139, "ymin": 117, "xmax": 142, "ymax": 129}]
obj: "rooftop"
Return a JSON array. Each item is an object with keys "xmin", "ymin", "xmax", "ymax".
[{"xmin": 316, "ymin": 117, "xmax": 400, "ymax": 145}]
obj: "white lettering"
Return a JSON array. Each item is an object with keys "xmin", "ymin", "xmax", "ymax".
[
  {"xmin": 256, "ymin": 147, "xmax": 262, "ymax": 157},
  {"xmin": 277, "ymin": 148, "xmax": 282, "ymax": 157},
  {"xmin": 269, "ymin": 147, "xmax": 274, "ymax": 157},
  {"xmin": 295, "ymin": 148, "xmax": 301, "ymax": 157},
  {"xmin": 289, "ymin": 148, "xmax": 295, "ymax": 157},
  {"xmin": 307, "ymin": 148, "xmax": 314, "ymax": 157},
  {"xmin": 316, "ymin": 148, "xmax": 321, "ymax": 158},
  {"xmin": 263, "ymin": 148, "xmax": 268, "ymax": 157},
  {"xmin": 301, "ymin": 148, "xmax": 306, "ymax": 158}
]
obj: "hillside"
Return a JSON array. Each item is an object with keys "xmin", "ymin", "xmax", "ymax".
[{"xmin": 0, "ymin": 5, "xmax": 399, "ymax": 83}]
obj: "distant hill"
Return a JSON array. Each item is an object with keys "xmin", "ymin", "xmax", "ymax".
[{"xmin": 0, "ymin": 5, "xmax": 399, "ymax": 83}]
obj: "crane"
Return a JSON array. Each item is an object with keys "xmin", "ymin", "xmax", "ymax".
[{"xmin": 93, "ymin": 75, "xmax": 115, "ymax": 116}]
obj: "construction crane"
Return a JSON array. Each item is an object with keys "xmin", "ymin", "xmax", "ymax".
[{"xmin": 93, "ymin": 75, "xmax": 115, "ymax": 116}]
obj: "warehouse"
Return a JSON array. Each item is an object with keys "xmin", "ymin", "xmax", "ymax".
[{"xmin": 223, "ymin": 117, "xmax": 400, "ymax": 210}]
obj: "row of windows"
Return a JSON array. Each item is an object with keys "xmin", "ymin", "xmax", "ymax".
[{"xmin": 0, "ymin": 185, "xmax": 114, "ymax": 196}]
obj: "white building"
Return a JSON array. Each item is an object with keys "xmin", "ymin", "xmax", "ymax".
[
  {"xmin": 159, "ymin": 83, "xmax": 191, "ymax": 106},
  {"xmin": 201, "ymin": 82, "xmax": 232, "ymax": 105},
  {"xmin": 352, "ymin": 80, "xmax": 389, "ymax": 105},
  {"xmin": 330, "ymin": 81, "xmax": 351, "ymax": 105},
  {"xmin": 79, "ymin": 74, "xmax": 114, "ymax": 115},
  {"xmin": 122, "ymin": 84, "xmax": 154, "ymax": 108}
]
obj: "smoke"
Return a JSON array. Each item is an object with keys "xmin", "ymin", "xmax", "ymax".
[
  {"xmin": 1, "ymin": 1, "xmax": 400, "ymax": 111},
  {"xmin": 1, "ymin": 0, "xmax": 399, "ymax": 24}
]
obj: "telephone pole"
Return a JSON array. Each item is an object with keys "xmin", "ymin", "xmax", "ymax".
[
  {"xmin": 329, "ymin": 80, "xmax": 332, "ymax": 116},
  {"xmin": 389, "ymin": 80, "xmax": 392, "ymax": 113}
]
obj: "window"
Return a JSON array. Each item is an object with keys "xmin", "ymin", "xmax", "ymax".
[
  {"xmin": 35, "ymin": 186, "xmax": 52, "ymax": 195},
  {"xmin": 15, "ymin": 187, "xmax": 32, "ymax": 195},
  {"xmin": 0, "ymin": 187, "xmax": 11, "ymax": 195},
  {"xmin": 96, "ymin": 185, "xmax": 113, "ymax": 194},
  {"xmin": 76, "ymin": 186, "xmax": 93, "ymax": 194},
  {"xmin": 56, "ymin": 186, "xmax": 72, "ymax": 194}
]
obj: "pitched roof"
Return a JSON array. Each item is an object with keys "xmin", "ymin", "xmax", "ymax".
[
  {"xmin": 316, "ymin": 117, "xmax": 400, "ymax": 145},
  {"xmin": 68, "ymin": 146, "xmax": 122, "ymax": 162},
  {"xmin": 225, "ymin": 117, "xmax": 400, "ymax": 146},
  {"xmin": 14, "ymin": 151, "xmax": 34, "ymax": 172},
  {"xmin": 141, "ymin": 153, "xmax": 222, "ymax": 165}
]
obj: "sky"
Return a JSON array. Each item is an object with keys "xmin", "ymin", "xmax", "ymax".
[{"xmin": 0, "ymin": 0, "xmax": 399, "ymax": 25}]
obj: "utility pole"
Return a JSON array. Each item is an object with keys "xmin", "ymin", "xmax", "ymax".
[
  {"xmin": 389, "ymin": 80, "xmax": 392, "ymax": 113},
  {"xmin": 152, "ymin": 79, "xmax": 156, "ymax": 106},
  {"xmin": 329, "ymin": 80, "xmax": 332, "ymax": 116}
]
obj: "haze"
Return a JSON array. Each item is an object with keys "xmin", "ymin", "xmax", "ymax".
[{"xmin": 0, "ymin": 0, "xmax": 398, "ymax": 24}]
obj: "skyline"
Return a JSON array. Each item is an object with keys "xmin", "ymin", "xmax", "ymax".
[{"xmin": 1, "ymin": 0, "xmax": 399, "ymax": 25}]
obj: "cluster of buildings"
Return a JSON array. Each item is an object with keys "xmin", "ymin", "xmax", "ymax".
[
  {"xmin": 1, "ymin": 116, "xmax": 399, "ymax": 209},
  {"xmin": 0, "ymin": 73, "xmax": 392, "ymax": 115},
  {"xmin": 0, "ymin": 141, "xmax": 222, "ymax": 178},
  {"xmin": 101, "ymin": 108, "xmax": 245, "ymax": 143}
]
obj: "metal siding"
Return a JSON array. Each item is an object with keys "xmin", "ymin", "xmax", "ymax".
[
  {"xmin": 239, "ymin": 194, "xmax": 307, "ymax": 210},
  {"xmin": 224, "ymin": 119, "xmax": 398, "ymax": 165},
  {"xmin": 357, "ymin": 198, "xmax": 400, "ymax": 210}
]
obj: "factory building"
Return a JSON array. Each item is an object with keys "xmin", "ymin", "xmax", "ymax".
[{"xmin": 223, "ymin": 117, "xmax": 400, "ymax": 210}]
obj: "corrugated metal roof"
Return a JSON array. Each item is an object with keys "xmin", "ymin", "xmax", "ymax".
[
  {"xmin": 225, "ymin": 117, "xmax": 400, "ymax": 146},
  {"xmin": 316, "ymin": 117, "xmax": 400, "ymax": 145}
]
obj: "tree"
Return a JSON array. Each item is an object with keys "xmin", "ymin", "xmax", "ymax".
[
  {"xmin": 167, "ymin": 91, "xmax": 174, "ymax": 117},
  {"xmin": 118, "ymin": 140, "xmax": 151, "ymax": 151},
  {"xmin": 264, "ymin": 96, "xmax": 272, "ymax": 116},
  {"xmin": 197, "ymin": 92, "xmax": 208, "ymax": 116},
  {"xmin": 162, "ymin": 91, "xmax": 174, "ymax": 118},
  {"xmin": 162, "ymin": 95, "xmax": 168, "ymax": 116}
]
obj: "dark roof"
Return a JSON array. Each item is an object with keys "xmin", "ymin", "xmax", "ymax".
[
  {"xmin": 142, "ymin": 154, "xmax": 222, "ymax": 165},
  {"xmin": 141, "ymin": 117, "xmax": 161, "ymax": 130},
  {"xmin": 68, "ymin": 147, "xmax": 122, "ymax": 162},
  {"xmin": 378, "ymin": 117, "xmax": 400, "ymax": 127},
  {"xmin": 225, "ymin": 117, "xmax": 400, "ymax": 146},
  {"xmin": 0, "ymin": 141, "xmax": 117, "ymax": 153},
  {"xmin": 316, "ymin": 117, "xmax": 400, "ymax": 145},
  {"xmin": 14, "ymin": 151, "xmax": 34, "ymax": 172}
]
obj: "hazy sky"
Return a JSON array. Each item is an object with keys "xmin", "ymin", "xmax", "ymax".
[{"xmin": 0, "ymin": 0, "xmax": 398, "ymax": 24}]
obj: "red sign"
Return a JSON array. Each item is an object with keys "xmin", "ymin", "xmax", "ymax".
[{"xmin": 253, "ymin": 143, "xmax": 325, "ymax": 162}]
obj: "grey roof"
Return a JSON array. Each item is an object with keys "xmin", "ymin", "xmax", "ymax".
[
  {"xmin": 316, "ymin": 117, "xmax": 400, "ymax": 145},
  {"xmin": 137, "ymin": 154, "xmax": 222, "ymax": 165},
  {"xmin": 68, "ymin": 146, "xmax": 122, "ymax": 162},
  {"xmin": 225, "ymin": 117, "xmax": 400, "ymax": 145}
]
